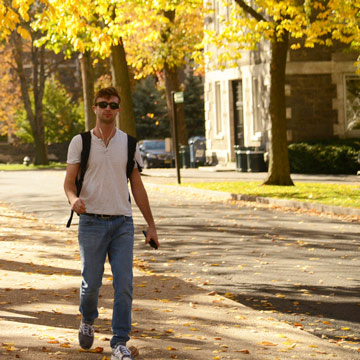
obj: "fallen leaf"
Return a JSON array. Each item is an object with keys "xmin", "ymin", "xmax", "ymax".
[
  {"xmin": 258, "ymin": 341, "xmax": 277, "ymax": 346},
  {"xmin": 235, "ymin": 349, "xmax": 250, "ymax": 354}
]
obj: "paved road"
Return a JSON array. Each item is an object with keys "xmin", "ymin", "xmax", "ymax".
[
  {"xmin": 142, "ymin": 167, "xmax": 360, "ymax": 184},
  {"xmin": 1, "ymin": 170, "xmax": 359, "ymax": 352}
]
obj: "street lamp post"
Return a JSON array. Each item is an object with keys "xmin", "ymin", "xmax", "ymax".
[{"xmin": 171, "ymin": 91, "xmax": 184, "ymax": 184}]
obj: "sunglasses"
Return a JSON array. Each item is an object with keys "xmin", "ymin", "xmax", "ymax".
[{"xmin": 95, "ymin": 101, "xmax": 120, "ymax": 109}]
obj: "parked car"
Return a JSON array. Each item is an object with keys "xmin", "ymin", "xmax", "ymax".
[{"xmin": 138, "ymin": 140, "xmax": 174, "ymax": 169}]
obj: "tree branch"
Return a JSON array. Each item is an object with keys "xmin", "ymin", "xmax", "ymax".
[{"xmin": 234, "ymin": 0, "xmax": 267, "ymax": 22}]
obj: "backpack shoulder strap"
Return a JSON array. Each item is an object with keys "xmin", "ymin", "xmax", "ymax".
[
  {"xmin": 66, "ymin": 131, "xmax": 91, "ymax": 228},
  {"xmin": 77, "ymin": 131, "xmax": 91, "ymax": 195},
  {"xmin": 127, "ymin": 134, "xmax": 140, "ymax": 178}
]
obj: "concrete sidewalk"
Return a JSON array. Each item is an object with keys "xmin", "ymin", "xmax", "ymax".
[{"xmin": 0, "ymin": 205, "xmax": 358, "ymax": 359}]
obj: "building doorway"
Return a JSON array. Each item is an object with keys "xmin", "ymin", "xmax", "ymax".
[{"xmin": 232, "ymin": 80, "xmax": 245, "ymax": 147}]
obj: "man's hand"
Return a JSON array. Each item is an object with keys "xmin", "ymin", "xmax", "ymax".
[
  {"xmin": 130, "ymin": 168, "xmax": 159, "ymax": 249},
  {"xmin": 144, "ymin": 226, "xmax": 159, "ymax": 249},
  {"xmin": 71, "ymin": 197, "xmax": 86, "ymax": 214}
]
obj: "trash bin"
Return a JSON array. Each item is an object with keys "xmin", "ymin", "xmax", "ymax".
[
  {"xmin": 179, "ymin": 145, "xmax": 190, "ymax": 168},
  {"xmin": 234, "ymin": 146, "xmax": 248, "ymax": 172},
  {"xmin": 246, "ymin": 150, "xmax": 266, "ymax": 172},
  {"xmin": 189, "ymin": 136, "xmax": 206, "ymax": 168}
]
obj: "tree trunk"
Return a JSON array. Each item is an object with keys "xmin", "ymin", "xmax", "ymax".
[
  {"xmin": 11, "ymin": 32, "xmax": 48, "ymax": 165},
  {"xmin": 110, "ymin": 40, "xmax": 136, "ymax": 137},
  {"xmin": 163, "ymin": 62, "xmax": 188, "ymax": 145},
  {"xmin": 263, "ymin": 31, "xmax": 294, "ymax": 186},
  {"xmin": 32, "ymin": 44, "xmax": 48, "ymax": 165},
  {"xmin": 161, "ymin": 10, "xmax": 188, "ymax": 146},
  {"xmin": 79, "ymin": 51, "xmax": 96, "ymax": 131}
]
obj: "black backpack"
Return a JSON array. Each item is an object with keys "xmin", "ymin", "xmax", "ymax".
[{"xmin": 66, "ymin": 131, "xmax": 138, "ymax": 227}]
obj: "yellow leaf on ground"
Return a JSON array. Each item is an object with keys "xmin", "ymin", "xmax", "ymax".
[
  {"xmin": 5, "ymin": 346, "xmax": 18, "ymax": 351},
  {"xmin": 259, "ymin": 341, "xmax": 277, "ymax": 346},
  {"xmin": 235, "ymin": 349, "xmax": 250, "ymax": 354}
]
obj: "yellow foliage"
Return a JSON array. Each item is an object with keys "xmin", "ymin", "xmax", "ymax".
[
  {"xmin": 0, "ymin": 45, "xmax": 22, "ymax": 137},
  {"xmin": 17, "ymin": 26, "xmax": 31, "ymax": 40},
  {"xmin": 204, "ymin": 0, "xmax": 360, "ymax": 69}
]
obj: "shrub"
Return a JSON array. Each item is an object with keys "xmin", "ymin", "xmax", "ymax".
[
  {"xmin": 288, "ymin": 139, "xmax": 360, "ymax": 174},
  {"xmin": 15, "ymin": 76, "xmax": 84, "ymax": 144}
]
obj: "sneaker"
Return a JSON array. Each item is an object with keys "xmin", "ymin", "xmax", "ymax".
[
  {"xmin": 111, "ymin": 343, "xmax": 134, "ymax": 360},
  {"xmin": 78, "ymin": 321, "xmax": 94, "ymax": 349}
]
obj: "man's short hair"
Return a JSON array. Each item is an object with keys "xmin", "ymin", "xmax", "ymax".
[{"xmin": 94, "ymin": 87, "xmax": 121, "ymax": 104}]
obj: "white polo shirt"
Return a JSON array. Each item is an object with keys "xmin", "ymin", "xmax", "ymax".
[{"xmin": 67, "ymin": 129, "xmax": 143, "ymax": 216}]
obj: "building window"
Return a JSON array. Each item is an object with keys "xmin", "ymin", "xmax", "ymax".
[
  {"xmin": 345, "ymin": 75, "xmax": 360, "ymax": 130},
  {"xmin": 215, "ymin": 81, "xmax": 223, "ymax": 135},
  {"xmin": 252, "ymin": 77, "xmax": 262, "ymax": 134}
]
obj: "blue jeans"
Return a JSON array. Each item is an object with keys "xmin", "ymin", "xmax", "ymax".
[{"xmin": 78, "ymin": 214, "xmax": 134, "ymax": 347}]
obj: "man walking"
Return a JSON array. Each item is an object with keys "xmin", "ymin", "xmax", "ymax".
[{"xmin": 64, "ymin": 87, "xmax": 159, "ymax": 360}]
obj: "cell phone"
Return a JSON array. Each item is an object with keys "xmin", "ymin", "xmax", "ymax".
[{"xmin": 142, "ymin": 230, "xmax": 158, "ymax": 249}]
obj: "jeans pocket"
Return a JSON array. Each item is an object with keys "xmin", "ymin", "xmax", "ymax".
[
  {"xmin": 124, "ymin": 216, "xmax": 133, "ymax": 225},
  {"xmin": 79, "ymin": 214, "xmax": 96, "ymax": 226}
]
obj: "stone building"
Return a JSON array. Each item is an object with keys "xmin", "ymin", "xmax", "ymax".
[{"xmin": 204, "ymin": 1, "xmax": 360, "ymax": 166}]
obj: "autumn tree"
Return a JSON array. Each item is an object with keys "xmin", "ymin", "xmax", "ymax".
[
  {"xmin": 34, "ymin": 0, "xmax": 141, "ymax": 136},
  {"xmin": 0, "ymin": 45, "xmax": 22, "ymax": 143},
  {"xmin": 124, "ymin": 0, "xmax": 204, "ymax": 145},
  {"xmin": 206, "ymin": 0, "xmax": 360, "ymax": 185},
  {"xmin": 34, "ymin": 0, "xmax": 204, "ymax": 142},
  {"xmin": 0, "ymin": 0, "xmax": 54, "ymax": 164}
]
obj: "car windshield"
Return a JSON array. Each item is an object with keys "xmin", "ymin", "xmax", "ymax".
[{"xmin": 142, "ymin": 141, "xmax": 165, "ymax": 150}]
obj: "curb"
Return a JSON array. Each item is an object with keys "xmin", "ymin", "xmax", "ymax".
[
  {"xmin": 144, "ymin": 182, "xmax": 360, "ymax": 217},
  {"xmin": 231, "ymin": 193, "xmax": 360, "ymax": 217}
]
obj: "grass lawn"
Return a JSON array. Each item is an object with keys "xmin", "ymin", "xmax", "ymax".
[
  {"xmin": 0, "ymin": 162, "xmax": 66, "ymax": 171},
  {"xmin": 180, "ymin": 181, "xmax": 360, "ymax": 208}
]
